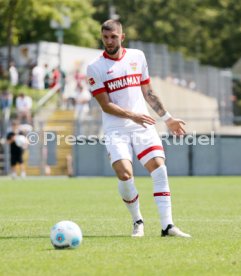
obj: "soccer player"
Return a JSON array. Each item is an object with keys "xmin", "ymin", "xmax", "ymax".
[{"xmin": 87, "ymin": 20, "xmax": 191, "ymax": 238}]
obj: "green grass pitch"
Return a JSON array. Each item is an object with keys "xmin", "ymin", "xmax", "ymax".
[{"xmin": 0, "ymin": 176, "xmax": 240, "ymax": 275}]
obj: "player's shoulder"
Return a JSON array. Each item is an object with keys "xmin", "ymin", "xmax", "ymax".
[
  {"xmin": 87, "ymin": 53, "xmax": 105, "ymax": 71},
  {"xmin": 126, "ymin": 48, "xmax": 145, "ymax": 57}
]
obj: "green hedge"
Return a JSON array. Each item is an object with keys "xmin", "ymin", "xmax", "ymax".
[{"xmin": 0, "ymin": 80, "xmax": 56, "ymax": 116}]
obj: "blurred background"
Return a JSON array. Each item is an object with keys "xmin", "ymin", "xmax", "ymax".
[{"xmin": 0, "ymin": 0, "xmax": 241, "ymax": 177}]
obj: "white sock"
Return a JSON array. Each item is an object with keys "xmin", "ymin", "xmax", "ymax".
[
  {"xmin": 118, "ymin": 178, "xmax": 143, "ymax": 223},
  {"xmin": 21, "ymin": 171, "xmax": 26, "ymax": 178},
  {"xmin": 151, "ymin": 165, "xmax": 173, "ymax": 230},
  {"xmin": 11, "ymin": 172, "xmax": 17, "ymax": 179}
]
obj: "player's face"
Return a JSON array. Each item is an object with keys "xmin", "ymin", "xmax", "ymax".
[{"xmin": 102, "ymin": 28, "xmax": 124, "ymax": 56}]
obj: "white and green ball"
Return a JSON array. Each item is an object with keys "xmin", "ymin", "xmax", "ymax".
[{"xmin": 50, "ymin": 221, "xmax": 82, "ymax": 249}]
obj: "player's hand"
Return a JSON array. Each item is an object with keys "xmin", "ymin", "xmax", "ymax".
[
  {"xmin": 165, "ymin": 118, "xmax": 186, "ymax": 136},
  {"xmin": 131, "ymin": 113, "xmax": 156, "ymax": 128}
]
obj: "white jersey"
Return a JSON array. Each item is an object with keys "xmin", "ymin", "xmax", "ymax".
[{"xmin": 87, "ymin": 48, "xmax": 151, "ymax": 133}]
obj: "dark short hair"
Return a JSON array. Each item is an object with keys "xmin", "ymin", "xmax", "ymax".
[
  {"xmin": 6, "ymin": 132, "xmax": 15, "ymax": 141},
  {"xmin": 101, "ymin": 19, "xmax": 122, "ymax": 32}
]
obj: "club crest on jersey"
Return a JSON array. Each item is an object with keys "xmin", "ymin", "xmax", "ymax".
[
  {"xmin": 88, "ymin": 77, "xmax": 95, "ymax": 86},
  {"xmin": 130, "ymin": 62, "xmax": 137, "ymax": 71},
  {"xmin": 104, "ymin": 74, "xmax": 141, "ymax": 93}
]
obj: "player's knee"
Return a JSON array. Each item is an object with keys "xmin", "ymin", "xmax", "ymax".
[{"xmin": 117, "ymin": 171, "xmax": 132, "ymax": 181}]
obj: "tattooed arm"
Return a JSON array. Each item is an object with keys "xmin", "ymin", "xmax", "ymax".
[
  {"xmin": 141, "ymin": 83, "xmax": 167, "ymax": 117},
  {"xmin": 141, "ymin": 83, "xmax": 186, "ymax": 135}
]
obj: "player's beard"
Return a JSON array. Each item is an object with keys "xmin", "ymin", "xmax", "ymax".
[{"xmin": 104, "ymin": 45, "xmax": 120, "ymax": 55}]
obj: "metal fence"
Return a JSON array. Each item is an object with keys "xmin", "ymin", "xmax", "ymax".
[
  {"xmin": 129, "ymin": 41, "xmax": 233, "ymax": 125},
  {"xmin": 74, "ymin": 135, "xmax": 241, "ymax": 176},
  {"xmin": 3, "ymin": 125, "xmax": 241, "ymax": 176}
]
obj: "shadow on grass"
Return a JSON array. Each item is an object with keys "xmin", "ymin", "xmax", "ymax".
[
  {"xmin": 0, "ymin": 235, "xmax": 49, "ymax": 239},
  {"xmin": 84, "ymin": 235, "xmax": 129, "ymax": 238},
  {"xmin": 0, "ymin": 234, "xmax": 130, "ymax": 240}
]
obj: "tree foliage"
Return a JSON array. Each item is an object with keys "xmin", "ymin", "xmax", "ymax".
[
  {"xmin": 0, "ymin": 0, "xmax": 100, "ymax": 48},
  {"xmin": 0, "ymin": 0, "xmax": 240, "ymax": 68},
  {"xmin": 93, "ymin": 0, "xmax": 241, "ymax": 68}
]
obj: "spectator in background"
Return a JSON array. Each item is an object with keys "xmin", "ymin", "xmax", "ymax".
[
  {"xmin": 188, "ymin": 81, "xmax": 196, "ymax": 91},
  {"xmin": 16, "ymin": 93, "xmax": 32, "ymax": 124},
  {"xmin": 0, "ymin": 90, "xmax": 12, "ymax": 137},
  {"xmin": 7, "ymin": 132, "xmax": 26, "ymax": 179},
  {"xmin": 6, "ymin": 131, "xmax": 27, "ymax": 179},
  {"xmin": 74, "ymin": 82, "xmax": 91, "ymax": 121},
  {"xmin": 9, "ymin": 119, "xmax": 32, "ymax": 137},
  {"xmin": 60, "ymin": 67, "xmax": 66, "ymax": 93},
  {"xmin": 66, "ymin": 154, "xmax": 73, "ymax": 177},
  {"xmin": 180, "ymin": 79, "xmax": 187, "ymax": 88},
  {"xmin": 50, "ymin": 67, "xmax": 66, "ymax": 107},
  {"xmin": 73, "ymin": 66, "xmax": 90, "ymax": 117},
  {"xmin": 31, "ymin": 64, "xmax": 45, "ymax": 90},
  {"xmin": 50, "ymin": 67, "xmax": 61, "ymax": 88},
  {"xmin": 173, "ymin": 77, "xmax": 180, "ymax": 86},
  {"xmin": 0, "ymin": 64, "xmax": 6, "ymax": 80},
  {"xmin": 9, "ymin": 62, "xmax": 18, "ymax": 86},
  {"xmin": 44, "ymin": 64, "xmax": 50, "ymax": 89},
  {"xmin": 74, "ymin": 68, "xmax": 86, "ymax": 88},
  {"xmin": 62, "ymin": 74, "xmax": 76, "ymax": 110},
  {"xmin": 0, "ymin": 90, "xmax": 12, "ymax": 114},
  {"xmin": 49, "ymin": 66, "xmax": 66, "ymax": 91}
]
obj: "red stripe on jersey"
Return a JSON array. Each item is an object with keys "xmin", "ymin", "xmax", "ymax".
[
  {"xmin": 104, "ymin": 74, "xmax": 142, "ymax": 93},
  {"xmin": 92, "ymin": 87, "xmax": 107, "ymax": 96},
  {"xmin": 153, "ymin": 192, "xmax": 171, "ymax": 197},
  {"xmin": 103, "ymin": 48, "xmax": 127, "ymax": 61},
  {"xmin": 123, "ymin": 194, "xmax": 139, "ymax": 204},
  {"xmin": 141, "ymin": 78, "xmax": 150, "ymax": 85},
  {"xmin": 137, "ymin": 145, "xmax": 163, "ymax": 160}
]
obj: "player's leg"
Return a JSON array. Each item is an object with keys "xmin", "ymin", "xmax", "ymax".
[
  {"xmin": 18, "ymin": 150, "xmax": 26, "ymax": 178},
  {"xmin": 19, "ymin": 163, "xmax": 26, "ymax": 178},
  {"xmin": 145, "ymin": 157, "xmax": 191, "ymax": 237},
  {"xmin": 113, "ymin": 159, "xmax": 144, "ymax": 237},
  {"xmin": 113, "ymin": 159, "xmax": 143, "ymax": 220},
  {"xmin": 133, "ymin": 128, "xmax": 191, "ymax": 238},
  {"xmin": 106, "ymin": 132, "xmax": 144, "ymax": 237},
  {"xmin": 144, "ymin": 157, "xmax": 173, "ymax": 230},
  {"xmin": 10, "ymin": 155, "xmax": 18, "ymax": 179},
  {"xmin": 11, "ymin": 165, "xmax": 17, "ymax": 179}
]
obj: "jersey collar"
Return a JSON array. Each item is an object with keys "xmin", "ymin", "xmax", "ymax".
[{"xmin": 103, "ymin": 48, "xmax": 126, "ymax": 61}]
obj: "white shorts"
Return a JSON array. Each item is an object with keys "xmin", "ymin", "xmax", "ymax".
[{"xmin": 105, "ymin": 127, "xmax": 165, "ymax": 166}]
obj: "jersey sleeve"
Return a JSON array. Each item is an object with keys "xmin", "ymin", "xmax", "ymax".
[
  {"xmin": 140, "ymin": 52, "xmax": 150, "ymax": 85},
  {"xmin": 87, "ymin": 65, "xmax": 107, "ymax": 96}
]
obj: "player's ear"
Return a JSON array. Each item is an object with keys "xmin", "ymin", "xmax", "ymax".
[{"xmin": 121, "ymin": 33, "xmax": 125, "ymax": 42}]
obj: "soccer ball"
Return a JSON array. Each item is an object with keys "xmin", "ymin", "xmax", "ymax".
[
  {"xmin": 50, "ymin": 221, "xmax": 83, "ymax": 249},
  {"xmin": 15, "ymin": 135, "xmax": 28, "ymax": 148}
]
